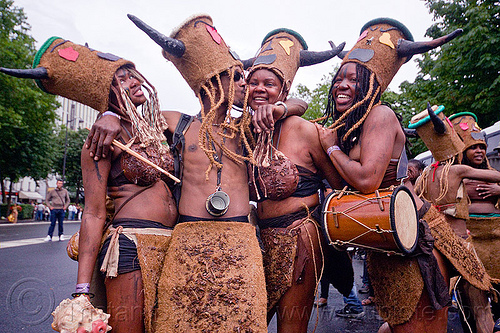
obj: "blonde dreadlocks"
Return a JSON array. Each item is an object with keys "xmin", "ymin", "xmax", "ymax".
[
  {"xmin": 108, "ymin": 65, "xmax": 170, "ymax": 156},
  {"xmin": 196, "ymin": 66, "xmax": 255, "ymax": 180}
]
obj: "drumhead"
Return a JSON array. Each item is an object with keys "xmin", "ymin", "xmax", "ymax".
[
  {"xmin": 390, "ymin": 185, "xmax": 419, "ymax": 254},
  {"xmin": 320, "ymin": 190, "xmax": 337, "ymax": 247}
]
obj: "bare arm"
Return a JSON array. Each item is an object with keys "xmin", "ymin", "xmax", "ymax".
[
  {"xmin": 252, "ymin": 98, "xmax": 307, "ymax": 134},
  {"xmin": 457, "ymin": 165, "xmax": 500, "ymax": 184},
  {"xmin": 315, "ymin": 105, "xmax": 401, "ymax": 193},
  {"xmin": 84, "ymin": 111, "xmax": 178, "ymax": 160},
  {"xmin": 77, "ymin": 146, "xmax": 111, "ymax": 285}
]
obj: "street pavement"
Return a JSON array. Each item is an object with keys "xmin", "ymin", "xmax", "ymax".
[{"xmin": 0, "ymin": 219, "xmax": 466, "ymax": 332}]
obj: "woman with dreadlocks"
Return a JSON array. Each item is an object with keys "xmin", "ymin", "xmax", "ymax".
[
  {"xmin": 409, "ymin": 105, "xmax": 500, "ymax": 333},
  {"xmin": 243, "ymin": 28, "xmax": 346, "ymax": 332},
  {"xmin": 0, "ymin": 37, "xmax": 179, "ymax": 333},
  {"xmin": 82, "ymin": 63, "xmax": 178, "ymax": 333},
  {"xmin": 315, "ymin": 18, "xmax": 463, "ymax": 333}
]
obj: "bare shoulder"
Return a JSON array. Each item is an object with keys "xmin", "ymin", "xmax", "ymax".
[
  {"xmin": 367, "ymin": 104, "xmax": 399, "ymax": 124},
  {"xmin": 161, "ymin": 110, "xmax": 183, "ymax": 132},
  {"xmin": 282, "ymin": 115, "xmax": 317, "ymax": 135}
]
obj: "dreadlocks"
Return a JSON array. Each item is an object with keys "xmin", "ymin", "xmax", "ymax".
[
  {"xmin": 197, "ymin": 66, "xmax": 255, "ymax": 180},
  {"xmin": 323, "ymin": 63, "xmax": 381, "ymax": 155}
]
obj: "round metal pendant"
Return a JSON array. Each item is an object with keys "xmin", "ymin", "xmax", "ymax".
[{"xmin": 205, "ymin": 190, "xmax": 230, "ymax": 217}]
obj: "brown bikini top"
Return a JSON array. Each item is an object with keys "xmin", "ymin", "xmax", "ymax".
[
  {"xmin": 249, "ymin": 125, "xmax": 299, "ymax": 201},
  {"xmin": 109, "ymin": 136, "xmax": 174, "ymax": 187}
]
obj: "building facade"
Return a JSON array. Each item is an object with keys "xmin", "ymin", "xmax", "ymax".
[{"xmin": 2, "ymin": 96, "xmax": 99, "ymax": 205}]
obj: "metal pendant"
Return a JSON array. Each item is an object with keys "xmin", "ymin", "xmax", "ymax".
[{"xmin": 205, "ymin": 190, "xmax": 230, "ymax": 217}]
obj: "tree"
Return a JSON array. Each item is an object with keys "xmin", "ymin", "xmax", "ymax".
[
  {"xmin": 293, "ymin": 69, "xmax": 337, "ymax": 122},
  {"xmin": 403, "ymin": 0, "xmax": 500, "ymax": 128},
  {"xmin": 0, "ymin": 0, "xmax": 59, "ymax": 204},
  {"xmin": 54, "ymin": 128, "xmax": 87, "ymax": 203}
]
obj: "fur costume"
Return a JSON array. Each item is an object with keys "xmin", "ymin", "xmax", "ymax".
[{"xmin": 153, "ymin": 221, "xmax": 267, "ymax": 333}]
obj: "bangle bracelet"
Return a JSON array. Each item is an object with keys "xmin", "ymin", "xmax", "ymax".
[
  {"xmin": 102, "ymin": 111, "xmax": 121, "ymax": 120},
  {"xmin": 275, "ymin": 101, "xmax": 288, "ymax": 120},
  {"xmin": 326, "ymin": 145, "xmax": 341, "ymax": 156}
]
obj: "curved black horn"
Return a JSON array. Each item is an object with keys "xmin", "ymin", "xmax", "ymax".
[
  {"xmin": 241, "ymin": 57, "xmax": 256, "ymax": 70},
  {"xmin": 299, "ymin": 41, "xmax": 345, "ymax": 67},
  {"xmin": 337, "ymin": 50, "xmax": 348, "ymax": 60},
  {"xmin": 404, "ymin": 128, "xmax": 419, "ymax": 138},
  {"xmin": 398, "ymin": 29, "xmax": 463, "ymax": 58},
  {"xmin": 0, "ymin": 67, "xmax": 48, "ymax": 79},
  {"xmin": 127, "ymin": 14, "xmax": 185, "ymax": 58},
  {"xmin": 427, "ymin": 102, "xmax": 446, "ymax": 134}
]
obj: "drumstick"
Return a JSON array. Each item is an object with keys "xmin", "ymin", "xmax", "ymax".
[
  {"xmin": 337, "ymin": 186, "xmax": 349, "ymax": 200},
  {"xmin": 374, "ymin": 190, "xmax": 384, "ymax": 211},
  {"xmin": 112, "ymin": 139, "xmax": 180, "ymax": 183},
  {"xmin": 85, "ymin": 128, "xmax": 180, "ymax": 183}
]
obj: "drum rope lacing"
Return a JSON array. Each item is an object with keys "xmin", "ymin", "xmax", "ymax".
[{"xmin": 324, "ymin": 187, "xmax": 403, "ymax": 256}]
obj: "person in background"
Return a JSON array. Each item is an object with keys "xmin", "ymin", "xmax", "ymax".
[
  {"xmin": 450, "ymin": 112, "xmax": 500, "ymax": 330},
  {"xmin": 44, "ymin": 179, "xmax": 70, "ymax": 241},
  {"xmin": 68, "ymin": 203, "xmax": 77, "ymax": 221},
  {"xmin": 36, "ymin": 202, "xmax": 45, "ymax": 221},
  {"xmin": 408, "ymin": 159, "xmax": 425, "ymax": 186}
]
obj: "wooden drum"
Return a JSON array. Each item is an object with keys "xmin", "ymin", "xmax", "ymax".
[{"xmin": 322, "ymin": 185, "xmax": 419, "ymax": 255}]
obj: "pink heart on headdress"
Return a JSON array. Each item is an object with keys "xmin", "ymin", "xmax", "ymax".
[
  {"xmin": 357, "ymin": 30, "xmax": 368, "ymax": 42},
  {"xmin": 58, "ymin": 47, "xmax": 79, "ymax": 62},
  {"xmin": 206, "ymin": 25, "xmax": 221, "ymax": 44},
  {"xmin": 460, "ymin": 123, "xmax": 469, "ymax": 131}
]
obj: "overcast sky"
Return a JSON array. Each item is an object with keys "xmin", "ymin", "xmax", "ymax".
[{"xmin": 14, "ymin": 0, "xmax": 436, "ymax": 114}]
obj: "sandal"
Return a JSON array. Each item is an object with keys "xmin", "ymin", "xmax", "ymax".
[
  {"xmin": 314, "ymin": 298, "xmax": 328, "ymax": 307},
  {"xmin": 361, "ymin": 296, "xmax": 375, "ymax": 306}
]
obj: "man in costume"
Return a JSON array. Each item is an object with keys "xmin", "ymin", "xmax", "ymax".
[
  {"xmin": 410, "ymin": 105, "xmax": 500, "ymax": 333},
  {"xmin": 316, "ymin": 18, "xmax": 462, "ymax": 332}
]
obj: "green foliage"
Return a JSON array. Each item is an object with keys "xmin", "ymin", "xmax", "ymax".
[
  {"xmin": 0, "ymin": 0, "xmax": 59, "ymax": 199},
  {"xmin": 405, "ymin": 0, "xmax": 500, "ymax": 128},
  {"xmin": 54, "ymin": 128, "xmax": 87, "ymax": 202},
  {"xmin": 292, "ymin": 68, "xmax": 337, "ymax": 122}
]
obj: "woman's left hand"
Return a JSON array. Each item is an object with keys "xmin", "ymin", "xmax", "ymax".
[
  {"xmin": 476, "ymin": 183, "xmax": 500, "ymax": 199},
  {"xmin": 252, "ymin": 104, "xmax": 276, "ymax": 134},
  {"xmin": 314, "ymin": 123, "xmax": 339, "ymax": 153}
]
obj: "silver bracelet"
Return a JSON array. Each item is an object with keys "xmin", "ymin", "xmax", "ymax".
[
  {"xmin": 326, "ymin": 145, "xmax": 341, "ymax": 156},
  {"xmin": 275, "ymin": 101, "xmax": 288, "ymax": 120},
  {"xmin": 102, "ymin": 111, "xmax": 121, "ymax": 120}
]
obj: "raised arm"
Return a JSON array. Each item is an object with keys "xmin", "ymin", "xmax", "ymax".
[
  {"xmin": 84, "ymin": 114, "xmax": 122, "ymax": 160},
  {"xmin": 252, "ymin": 98, "xmax": 307, "ymax": 134}
]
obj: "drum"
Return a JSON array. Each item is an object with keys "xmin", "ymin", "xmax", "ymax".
[{"xmin": 322, "ymin": 185, "xmax": 419, "ymax": 255}]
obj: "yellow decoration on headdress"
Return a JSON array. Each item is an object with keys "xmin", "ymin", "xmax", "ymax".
[
  {"xmin": 379, "ymin": 32, "xmax": 395, "ymax": 49},
  {"xmin": 279, "ymin": 40, "xmax": 294, "ymax": 56}
]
